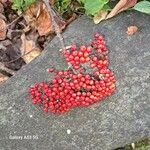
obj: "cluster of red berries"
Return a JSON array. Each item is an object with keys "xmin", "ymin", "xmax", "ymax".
[{"xmin": 29, "ymin": 33, "xmax": 116, "ymax": 114}]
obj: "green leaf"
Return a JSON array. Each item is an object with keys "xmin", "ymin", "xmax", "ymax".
[
  {"xmin": 61, "ymin": 0, "xmax": 71, "ymax": 10},
  {"xmin": 54, "ymin": 0, "xmax": 71, "ymax": 14},
  {"xmin": 24, "ymin": 0, "xmax": 36, "ymax": 10},
  {"xmin": 133, "ymin": 1, "xmax": 150, "ymax": 15},
  {"xmin": 84, "ymin": 0, "xmax": 109, "ymax": 15},
  {"xmin": 12, "ymin": 0, "xmax": 36, "ymax": 11},
  {"xmin": 102, "ymin": 4, "xmax": 111, "ymax": 11},
  {"xmin": 12, "ymin": 0, "xmax": 23, "ymax": 10},
  {"xmin": 77, "ymin": 0, "xmax": 85, "ymax": 4}
]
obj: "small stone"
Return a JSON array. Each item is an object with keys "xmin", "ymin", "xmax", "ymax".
[
  {"xmin": 67, "ymin": 129, "xmax": 71, "ymax": 134},
  {"xmin": 131, "ymin": 143, "xmax": 135, "ymax": 149}
]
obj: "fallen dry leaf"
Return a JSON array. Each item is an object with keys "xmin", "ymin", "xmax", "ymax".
[
  {"xmin": 0, "ymin": 12, "xmax": 6, "ymax": 21},
  {"xmin": 0, "ymin": 0, "xmax": 7, "ymax": 4},
  {"xmin": 0, "ymin": 18, "xmax": 7, "ymax": 40},
  {"xmin": 24, "ymin": 1, "xmax": 66, "ymax": 36},
  {"xmin": 22, "ymin": 48, "xmax": 41, "ymax": 64},
  {"xmin": 93, "ymin": 10, "xmax": 108, "ymax": 24},
  {"xmin": 106, "ymin": 0, "xmax": 137, "ymax": 19},
  {"xmin": 20, "ymin": 33, "xmax": 41, "ymax": 63},
  {"xmin": 0, "ymin": 73, "xmax": 9, "ymax": 84},
  {"xmin": 0, "ymin": 62, "xmax": 16, "ymax": 75},
  {"xmin": 23, "ymin": 25, "xmax": 31, "ymax": 33},
  {"xmin": 0, "ymin": 2, "xmax": 4, "ymax": 13},
  {"xmin": 36, "ymin": 3, "xmax": 53, "ymax": 36},
  {"xmin": 126, "ymin": 25, "xmax": 138, "ymax": 35},
  {"xmin": 23, "ymin": 1, "xmax": 41, "ymax": 28},
  {"xmin": 0, "ymin": 2, "xmax": 6, "ymax": 21}
]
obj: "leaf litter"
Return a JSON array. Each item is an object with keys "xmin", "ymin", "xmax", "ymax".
[{"xmin": 0, "ymin": 0, "xmax": 68, "ymax": 84}]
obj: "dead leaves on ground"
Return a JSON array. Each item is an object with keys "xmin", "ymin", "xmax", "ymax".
[
  {"xmin": 0, "ymin": 0, "xmax": 68, "ymax": 84},
  {"xmin": 2, "ymin": 0, "xmax": 66, "ymax": 65},
  {"xmin": 24, "ymin": 1, "xmax": 66, "ymax": 36},
  {"xmin": 20, "ymin": 33, "xmax": 41, "ymax": 63},
  {"xmin": 19, "ymin": 1, "xmax": 67, "ymax": 64},
  {"xmin": 35, "ymin": 3, "xmax": 53, "ymax": 36},
  {"xmin": 19, "ymin": 1, "xmax": 66, "ymax": 63},
  {"xmin": 20, "ymin": 1, "xmax": 66, "ymax": 64},
  {"xmin": 0, "ymin": 18, "xmax": 7, "ymax": 40},
  {"xmin": 0, "ymin": 2, "xmax": 7, "ymax": 40},
  {"xmin": 106, "ymin": 0, "xmax": 137, "ymax": 19},
  {"xmin": 0, "ymin": 73, "xmax": 8, "ymax": 84},
  {"xmin": 94, "ymin": 0, "xmax": 138, "ymax": 24}
]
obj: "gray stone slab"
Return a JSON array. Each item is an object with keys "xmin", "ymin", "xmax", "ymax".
[{"xmin": 0, "ymin": 11, "xmax": 150, "ymax": 150}]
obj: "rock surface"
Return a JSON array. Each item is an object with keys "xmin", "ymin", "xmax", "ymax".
[{"xmin": 0, "ymin": 12, "xmax": 150, "ymax": 150}]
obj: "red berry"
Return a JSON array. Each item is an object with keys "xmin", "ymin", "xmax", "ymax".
[
  {"xmin": 86, "ymin": 46, "xmax": 92, "ymax": 52},
  {"xmin": 74, "ymin": 56, "xmax": 80, "ymax": 61},
  {"xmin": 92, "ymin": 57, "xmax": 98, "ymax": 61},
  {"xmin": 78, "ymin": 51, "xmax": 83, "ymax": 56},
  {"xmin": 72, "ymin": 51, "xmax": 78, "ymax": 56},
  {"xmin": 80, "ymin": 46, "xmax": 86, "ymax": 52},
  {"xmin": 29, "ymin": 33, "xmax": 116, "ymax": 115},
  {"xmin": 47, "ymin": 68, "xmax": 54, "ymax": 72},
  {"xmin": 71, "ymin": 44, "xmax": 77, "ymax": 51},
  {"xmin": 80, "ymin": 57, "xmax": 86, "ymax": 63},
  {"xmin": 90, "ymin": 63, "xmax": 96, "ymax": 68},
  {"xmin": 83, "ymin": 52, "xmax": 89, "ymax": 57}
]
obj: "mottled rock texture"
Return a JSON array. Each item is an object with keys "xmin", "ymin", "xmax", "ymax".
[{"xmin": 0, "ymin": 11, "xmax": 150, "ymax": 150}]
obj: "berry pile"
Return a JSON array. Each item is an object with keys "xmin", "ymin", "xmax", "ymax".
[{"xmin": 29, "ymin": 33, "xmax": 116, "ymax": 114}]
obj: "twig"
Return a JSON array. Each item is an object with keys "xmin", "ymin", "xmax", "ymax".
[
  {"xmin": 7, "ymin": 14, "xmax": 23, "ymax": 27},
  {"xmin": 43, "ymin": 0, "xmax": 66, "ymax": 51},
  {"xmin": 0, "ymin": 62, "xmax": 16, "ymax": 75}
]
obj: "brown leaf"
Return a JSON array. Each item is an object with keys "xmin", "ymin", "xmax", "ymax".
[
  {"xmin": 36, "ymin": 3, "xmax": 53, "ymax": 36},
  {"xmin": 0, "ymin": 73, "xmax": 9, "ymax": 84},
  {"xmin": 0, "ymin": 2, "xmax": 6, "ymax": 21},
  {"xmin": 0, "ymin": 18, "xmax": 7, "ymax": 40},
  {"xmin": 22, "ymin": 48, "xmax": 41, "ymax": 64},
  {"xmin": 23, "ymin": 2, "xmax": 41, "ymax": 28},
  {"xmin": 0, "ymin": 0, "xmax": 7, "ymax": 4},
  {"xmin": 0, "ymin": 12, "xmax": 6, "ymax": 21},
  {"xmin": 20, "ymin": 34, "xmax": 41, "ymax": 63},
  {"xmin": 0, "ymin": 2, "xmax": 4, "ymax": 13},
  {"xmin": 106, "ymin": 0, "xmax": 137, "ymax": 19},
  {"xmin": 23, "ymin": 1, "xmax": 66, "ymax": 36},
  {"xmin": 126, "ymin": 25, "xmax": 138, "ymax": 35},
  {"xmin": 93, "ymin": 10, "xmax": 108, "ymax": 24}
]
